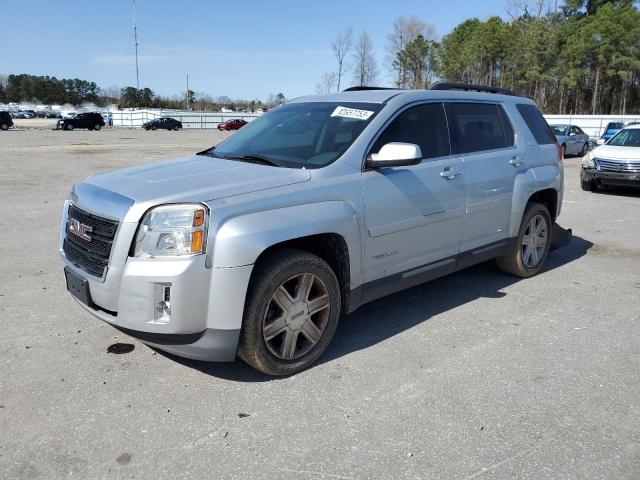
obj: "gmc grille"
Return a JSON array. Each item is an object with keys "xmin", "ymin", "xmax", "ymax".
[{"xmin": 63, "ymin": 204, "xmax": 119, "ymax": 277}]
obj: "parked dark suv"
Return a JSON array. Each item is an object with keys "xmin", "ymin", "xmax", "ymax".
[
  {"xmin": 0, "ymin": 111, "xmax": 13, "ymax": 130},
  {"xmin": 56, "ymin": 112, "xmax": 105, "ymax": 131},
  {"xmin": 142, "ymin": 117, "xmax": 182, "ymax": 131}
]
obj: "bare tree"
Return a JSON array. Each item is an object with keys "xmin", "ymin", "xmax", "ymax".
[
  {"xmin": 506, "ymin": 0, "xmax": 554, "ymax": 19},
  {"xmin": 102, "ymin": 84, "xmax": 121, "ymax": 100},
  {"xmin": 386, "ymin": 16, "xmax": 435, "ymax": 88},
  {"xmin": 352, "ymin": 32, "xmax": 378, "ymax": 87},
  {"xmin": 316, "ymin": 72, "xmax": 338, "ymax": 94},
  {"xmin": 332, "ymin": 27, "xmax": 353, "ymax": 92}
]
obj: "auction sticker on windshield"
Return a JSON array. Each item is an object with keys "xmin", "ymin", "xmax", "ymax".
[{"xmin": 330, "ymin": 106, "xmax": 374, "ymax": 120}]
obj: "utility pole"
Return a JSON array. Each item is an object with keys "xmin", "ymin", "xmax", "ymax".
[
  {"xmin": 186, "ymin": 74, "xmax": 190, "ymax": 110},
  {"xmin": 133, "ymin": 0, "xmax": 140, "ymax": 90}
]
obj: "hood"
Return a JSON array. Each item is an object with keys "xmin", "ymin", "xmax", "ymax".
[
  {"xmin": 592, "ymin": 145, "xmax": 640, "ymax": 161},
  {"xmin": 82, "ymin": 154, "xmax": 311, "ymax": 217}
]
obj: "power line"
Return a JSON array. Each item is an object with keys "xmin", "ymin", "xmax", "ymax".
[{"xmin": 133, "ymin": 0, "xmax": 140, "ymax": 90}]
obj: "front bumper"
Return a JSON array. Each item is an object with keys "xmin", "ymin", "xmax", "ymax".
[
  {"xmin": 59, "ymin": 197, "xmax": 253, "ymax": 362},
  {"xmin": 70, "ymin": 294, "xmax": 239, "ymax": 361},
  {"xmin": 581, "ymin": 167, "xmax": 640, "ymax": 187},
  {"xmin": 62, "ymin": 257, "xmax": 251, "ymax": 361}
]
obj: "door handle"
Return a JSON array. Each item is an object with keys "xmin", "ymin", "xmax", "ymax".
[
  {"xmin": 509, "ymin": 157, "xmax": 525, "ymax": 167},
  {"xmin": 440, "ymin": 168, "xmax": 462, "ymax": 180}
]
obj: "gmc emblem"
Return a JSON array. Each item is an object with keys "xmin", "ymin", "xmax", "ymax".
[{"xmin": 68, "ymin": 218, "xmax": 93, "ymax": 242}]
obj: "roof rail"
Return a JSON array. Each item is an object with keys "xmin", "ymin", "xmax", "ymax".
[
  {"xmin": 430, "ymin": 82, "xmax": 517, "ymax": 96},
  {"xmin": 343, "ymin": 86, "xmax": 399, "ymax": 92}
]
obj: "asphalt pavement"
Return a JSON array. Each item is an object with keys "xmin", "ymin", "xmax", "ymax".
[{"xmin": 0, "ymin": 128, "xmax": 638, "ymax": 479}]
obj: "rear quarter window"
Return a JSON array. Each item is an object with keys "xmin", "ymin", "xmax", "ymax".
[{"xmin": 516, "ymin": 104, "xmax": 556, "ymax": 145}]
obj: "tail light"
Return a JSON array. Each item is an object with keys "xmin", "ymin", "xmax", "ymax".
[{"xmin": 555, "ymin": 143, "xmax": 564, "ymax": 162}]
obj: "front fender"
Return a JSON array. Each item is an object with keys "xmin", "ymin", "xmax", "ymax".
[{"xmin": 210, "ymin": 201, "xmax": 362, "ymax": 286}]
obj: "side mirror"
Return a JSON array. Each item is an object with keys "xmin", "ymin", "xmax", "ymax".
[
  {"xmin": 569, "ymin": 132, "xmax": 576, "ymax": 136},
  {"xmin": 366, "ymin": 142, "xmax": 422, "ymax": 168}
]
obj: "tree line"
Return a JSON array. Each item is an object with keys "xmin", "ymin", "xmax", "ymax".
[
  {"xmin": 319, "ymin": 0, "xmax": 640, "ymax": 114},
  {"xmin": 0, "ymin": 74, "xmax": 285, "ymax": 112}
]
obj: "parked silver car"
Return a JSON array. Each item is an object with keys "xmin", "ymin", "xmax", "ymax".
[
  {"xmin": 581, "ymin": 124, "xmax": 640, "ymax": 191},
  {"xmin": 60, "ymin": 84, "xmax": 567, "ymax": 375},
  {"xmin": 550, "ymin": 124, "xmax": 590, "ymax": 157}
]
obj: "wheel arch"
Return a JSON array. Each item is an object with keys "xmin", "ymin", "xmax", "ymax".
[
  {"xmin": 209, "ymin": 201, "xmax": 363, "ymax": 313},
  {"xmin": 528, "ymin": 188, "xmax": 558, "ymax": 221},
  {"xmin": 510, "ymin": 166, "xmax": 561, "ymax": 237},
  {"xmin": 253, "ymin": 233, "xmax": 352, "ymax": 314}
]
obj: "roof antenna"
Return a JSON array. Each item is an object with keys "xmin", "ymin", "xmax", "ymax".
[{"xmin": 133, "ymin": 0, "xmax": 140, "ymax": 90}]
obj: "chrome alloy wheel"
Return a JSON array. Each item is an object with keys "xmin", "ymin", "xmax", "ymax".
[
  {"xmin": 522, "ymin": 214, "xmax": 548, "ymax": 268},
  {"xmin": 262, "ymin": 273, "xmax": 331, "ymax": 360}
]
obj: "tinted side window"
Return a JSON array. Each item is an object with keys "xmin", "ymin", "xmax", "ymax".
[
  {"xmin": 372, "ymin": 103, "xmax": 450, "ymax": 159},
  {"xmin": 516, "ymin": 104, "xmax": 555, "ymax": 145},
  {"xmin": 498, "ymin": 106, "xmax": 515, "ymax": 147},
  {"xmin": 446, "ymin": 103, "xmax": 507, "ymax": 154}
]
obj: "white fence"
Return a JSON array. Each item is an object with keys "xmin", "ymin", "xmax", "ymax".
[
  {"xmin": 543, "ymin": 114, "xmax": 640, "ymax": 138},
  {"xmin": 110, "ymin": 109, "xmax": 261, "ymax": 129}
]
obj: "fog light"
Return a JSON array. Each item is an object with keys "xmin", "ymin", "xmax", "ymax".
[{"xmin": 153, "ymin": 284, "xmax": 171, "ymax": 323}]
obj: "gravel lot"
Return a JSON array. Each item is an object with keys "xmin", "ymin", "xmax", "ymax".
[{"xmin": 1, "ymin": 128, "xmax": 639, "ymax": 479}]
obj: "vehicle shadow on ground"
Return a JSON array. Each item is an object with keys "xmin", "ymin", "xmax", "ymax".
[{"xmin": 165, "ymin": 234, "xmax": 593, "ymax": 382}]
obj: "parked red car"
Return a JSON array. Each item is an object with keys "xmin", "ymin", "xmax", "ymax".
[{"xmin": 217, "ymin": 119, "xmax": 248, "ymax": 131}]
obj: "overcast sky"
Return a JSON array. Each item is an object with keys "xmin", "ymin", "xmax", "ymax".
[{"xmin": 4, "ymin": 0, "xmax": 514, "ymax": 99}]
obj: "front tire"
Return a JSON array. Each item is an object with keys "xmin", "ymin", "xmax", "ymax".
[
  {"xmin": 581, "ymin": 177, "xmax": 597, "ymax": 191},
  {"xmin": 496, "ymin": 203, "xmax": 552, "ymax": 278},
  {"xmin": 238, "ymin": 249, "xmax": 341, "ymax": 376},
  {"xmin": 65, "ymin": 123, "xmax": 74, "ymax": 131},
  {"xmin": 0, "ymin": 123, "xmax": 8, "ymax": 130},
  {"xmin": 174, "ymin": 125, "xmax": 180, "ymax": 131},
  {"xmin": 151, "ymin": 125, "xmax": 157, "ymax": 131}
]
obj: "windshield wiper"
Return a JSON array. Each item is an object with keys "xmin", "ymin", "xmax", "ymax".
[{"xmin": 218, "ymin": 154, "xmax": 282, "ymax": 167}]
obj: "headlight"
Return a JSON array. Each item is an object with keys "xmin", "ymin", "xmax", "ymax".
[
  {"xmin": 133, "ymin": 204, "xmax": 208, "ymax": 258},
  {"xmin": 582, "ymin": 152, "xmax": 595, "ymax": 169}
]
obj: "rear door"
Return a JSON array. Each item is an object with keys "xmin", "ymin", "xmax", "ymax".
[
  {"xmin": 445, "ymin": 102, "xmax": 519, "ymax": 252},
  {"xmin": 362, "ymin": 102, "xmax": 465, "ymax": 286}
]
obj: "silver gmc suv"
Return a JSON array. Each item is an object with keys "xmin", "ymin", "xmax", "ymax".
[{"xmin": 60, "ymin": 84, "xmax": 568, "ymax": 375}]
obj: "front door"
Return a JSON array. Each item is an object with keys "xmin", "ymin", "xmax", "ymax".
[{"xmin": 362, "ymin": 103, "xmax": 465, "ymax": 297}]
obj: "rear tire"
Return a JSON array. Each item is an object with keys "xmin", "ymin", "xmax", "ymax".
[
  {"xmin": 94, "ymin": 124, "xmax": 101, "ymax": 131},
  {"xmin": 238, "ymin": 249, "xmax": 341, "ymax": 376},
  {"xmin": 151, "ymin": 125, "xmax": 157, "ymax": 131},
  {"xmin": 579, "ymin": 142, "xmax": 588, "ymax": 156},
  {"xmin": 174, "ymin": 125, "xmax": 180, "ymax": 131},
  {"xmin": 496, "ymin": 203, "xmax": 552, "ymax": 278}
]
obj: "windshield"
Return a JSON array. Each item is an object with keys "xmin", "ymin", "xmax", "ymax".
[
  {"xmin": 202, "ymin": 102, "xmax": 383, "ymax": 168},
  {"xmin": 551, "ymin": 126, "xmax": 568, "ymax": 136},
  {"xmin": 606, "ymin": 129, "xmax": 640, "ymax": 147}
]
